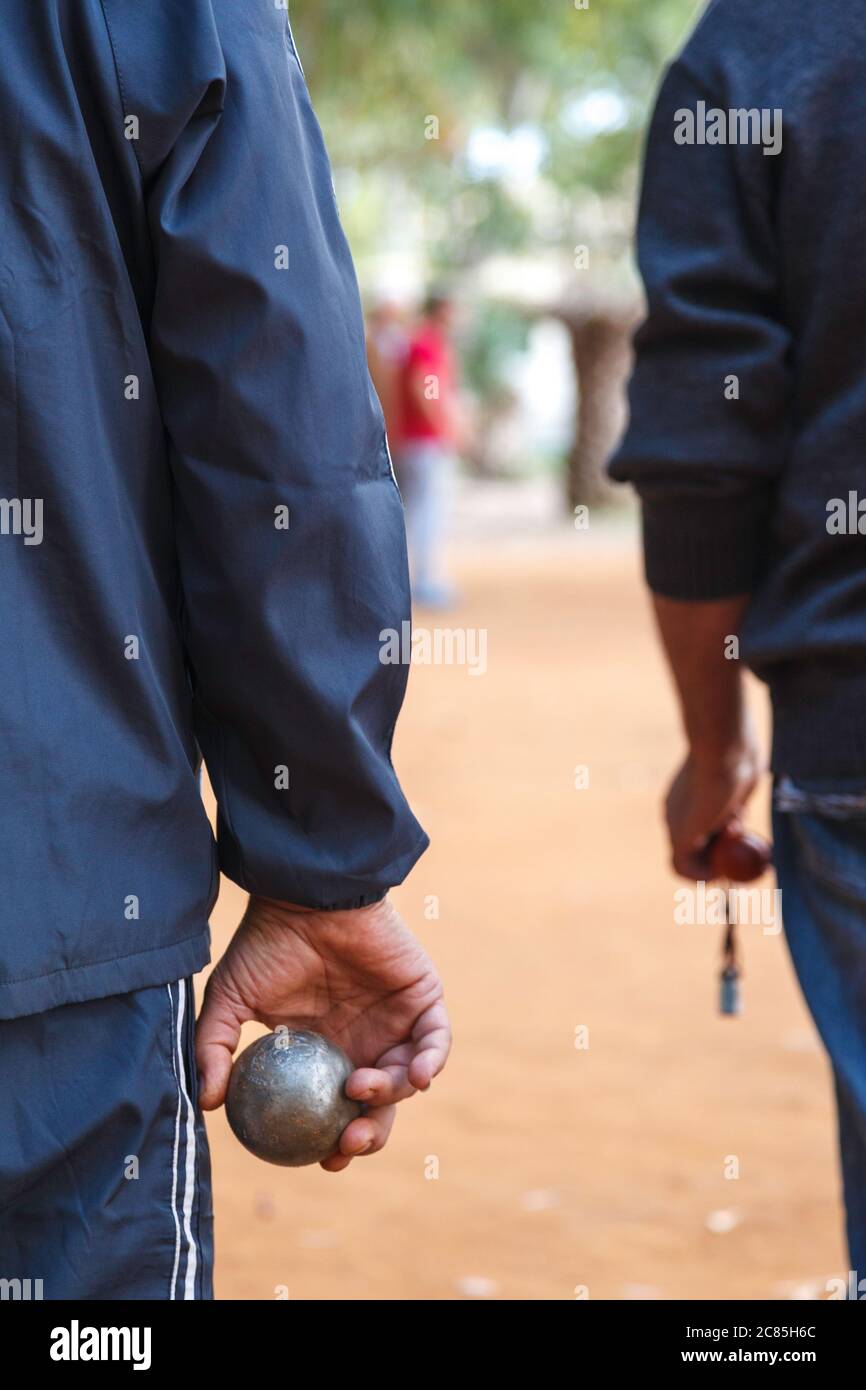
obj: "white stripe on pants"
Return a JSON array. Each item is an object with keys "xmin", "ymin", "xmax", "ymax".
[{"xmin": 167, "ymin": 979, "xmax": 199, "ymax": 1300}]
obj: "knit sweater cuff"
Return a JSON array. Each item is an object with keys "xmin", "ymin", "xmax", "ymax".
[{"xmin": 641, "ymin": 492, "xmax": 770, "ymax": 600}]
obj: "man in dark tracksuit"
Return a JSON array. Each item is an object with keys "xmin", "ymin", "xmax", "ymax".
[
  {"xmin": 0, "ymin": 1, "xmax": 449, "ymax": 1299},
  {"xmin": 610, "ymin": 0, "xmax": 866, "ymax": 1277}
]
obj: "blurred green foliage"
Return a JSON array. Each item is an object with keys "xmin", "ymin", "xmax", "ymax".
[
  {"xmin": 292, "ymin": 0, "xmax": 703, "ymax": 270},
  {"xmin": 289, "ymin": 0, "xmax": 701, "ymax": 444},
  {"xmin": 461, "ymin": 301, "xmax": 531, "ymax": 401}
]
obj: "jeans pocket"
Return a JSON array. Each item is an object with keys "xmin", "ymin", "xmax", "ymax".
[{"xmin": 788, "ymin": 810, "xmax": 866, "ymax": 905}]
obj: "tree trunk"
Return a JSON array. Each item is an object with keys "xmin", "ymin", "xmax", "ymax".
[{"xmin": 565, "ymin": 312, "xmax": 636, "ymax": 511}]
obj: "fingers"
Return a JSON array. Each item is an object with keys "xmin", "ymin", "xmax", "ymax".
[
  {"xmin": 320, "ymin": 1152, "xmax": 354, "ymax": 1173},
  {"xmin": 345, "ymin": 1006, "xmax": 452, "ymax": 1113},
  {"xmin": 319, "ymin": 1003, "xmax": 453, "ymax": 1174},
  {"xmin": 319, "ymin": 1105, "xmax": 398, "ymax": 1172},
  {"xmin": 408, "ymin": 1001, "xmax": 452, "ymax": 1090},
  {"xmin": 346, "ymin": 1063, "xmax": 416, "ymax": 1106},
  {"xmin": 195, "ymin": 968, "xmax": 249, "ymax": 1111},
  {"xmin": 668, "ymin": 797, "xmax": 735, "ymax": 881},
  {"xmin": 671, "ymin": 842, "xmax": 715, "ymax": 880},
  {"xmin": 665, "ymin": 749, "xmax": 765, "ymax": 883},
  {"xmin": 340, "ymin": 1105, "xmax": 397, "ymax": 1157}
]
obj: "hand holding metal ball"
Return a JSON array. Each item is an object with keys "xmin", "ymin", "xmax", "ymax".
[{"xmin": 226, "ymin": 1029, "xmax": 362, "ymax": 1167}]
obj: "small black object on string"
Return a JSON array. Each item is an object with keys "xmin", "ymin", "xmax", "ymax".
[{"xmin": 719, "ymin": 883, "xmax": 742, "ymax": 1016}]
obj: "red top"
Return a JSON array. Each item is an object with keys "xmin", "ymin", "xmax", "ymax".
[{"xmin": 398, "ymin": 323, "xmax": 454, "ymax": 443}]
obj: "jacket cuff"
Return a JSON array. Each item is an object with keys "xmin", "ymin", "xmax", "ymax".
[
  {"xmin": 216, "ymin": 824, "xmax": 430, "ymax": 916},
  {"xmin": 308, "ymin": 888, "xmax": 389, "ymax": 913},
  {"xmin": 641, "ymin": 492, "xmax": 770, "ymax": 600}
]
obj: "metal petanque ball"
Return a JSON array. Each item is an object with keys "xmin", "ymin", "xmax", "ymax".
[{"xmin": 226, "ymin": 1029, "xmax": 362, "ymax": 1167}]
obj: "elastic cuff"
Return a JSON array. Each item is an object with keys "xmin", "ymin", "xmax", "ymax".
[
  {"xmin": 641, "ymin": 491, "xmax": 770, "ymax": 600},
  {"xmin": 218, "ymin": 827, "xmax": 431, "ymax": 915},
  {"xmin": 311, "ymin": 888, "xmax": 389, "ymax": 913}
]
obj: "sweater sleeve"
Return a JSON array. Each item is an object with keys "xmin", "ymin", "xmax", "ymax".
[
  {"xmin": 608, "ymin": 59, "xmax": 791, "ymax": 599},
  {"xmin": 101, "ymin": 0, "xmax": 428, "ymax": 909}
]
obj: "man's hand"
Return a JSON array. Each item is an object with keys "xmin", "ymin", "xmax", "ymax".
[
  {"xmin": 665, "ymin": 737, "xmax": 763, "ymax": 879},
  {"xmin": 195, "ymin": 895, "xmax": 450, "ymax": 1171},
  {"xmin": 651, "ymin": 592, "xmax": 766, "ymax": 879}
]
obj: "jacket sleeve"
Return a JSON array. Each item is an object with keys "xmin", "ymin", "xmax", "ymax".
[
  {"xmin": 608, "ymin": 58, "xmax": 792, "ymax": 600},
  {"xmin": 102, "ymin": 0, "xmax": 428, "ymax": 908}
]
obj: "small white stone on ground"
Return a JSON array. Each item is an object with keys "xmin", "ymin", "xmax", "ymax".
[
  {"xmin": 705, "ymin": 1208, "xmax": 742, "ymax": 1235},
  {"xmin": 456, "ymin": 1276, "xmax": 499, "ymax": 1298},
  {"xmin": 520, "ymin": 1188, "xmax": 560, "ymax": 1212}
]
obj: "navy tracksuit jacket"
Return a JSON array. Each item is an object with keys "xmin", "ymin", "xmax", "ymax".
[
  {"xmin": 0, "ymin": 0, "xmax": 426, "ymax": 1298},
  {"xmin": 0, "ymin": 0, "xmax": 426, "ymax": 1020}
]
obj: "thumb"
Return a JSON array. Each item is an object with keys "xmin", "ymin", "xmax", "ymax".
[{"xmin": 195, "ymin": 969, "xmax": 247, "ymax": 1111}]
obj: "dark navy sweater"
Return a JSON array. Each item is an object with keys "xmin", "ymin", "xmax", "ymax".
[{"xmin": 609, "ymin": 0, "xmax": 866, "ymax": 780}]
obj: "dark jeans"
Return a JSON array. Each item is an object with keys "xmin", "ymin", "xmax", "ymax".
[{"xmin": 774, "ymin": 782, "xmax": 866, "ymax": 1275}]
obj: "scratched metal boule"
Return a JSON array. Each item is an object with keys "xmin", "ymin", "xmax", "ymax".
[{"xmin": 226, "ymin": 1030, "xmax": 361, "ymax": 1167}]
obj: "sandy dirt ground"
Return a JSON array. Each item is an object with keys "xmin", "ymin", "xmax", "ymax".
[{"xmin": 200, "ymin": 501, "xmax": 846, "ymax": 1301}]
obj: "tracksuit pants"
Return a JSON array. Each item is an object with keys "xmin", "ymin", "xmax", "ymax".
[{"xmin": 0, "ymin": 977, "xmax": 213, "ymax": 1300}]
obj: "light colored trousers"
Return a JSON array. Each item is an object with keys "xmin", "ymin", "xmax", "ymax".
[{"xmin": 396, "ymin": 440, "xmax": 456, "ymax": 597}]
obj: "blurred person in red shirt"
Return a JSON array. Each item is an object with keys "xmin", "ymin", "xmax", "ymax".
[
  {"xmin": 396, "ymin": 290, "xmax": 465, "ymax": 609},
  {"xmin": 366, "ymin": 297, "xmax": 409, "ymax": 456}
]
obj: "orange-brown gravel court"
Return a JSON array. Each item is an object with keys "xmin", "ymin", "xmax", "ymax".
[{"xmin": 200, "ymin": 493, "xmax": 843, "ymax": 1301}]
